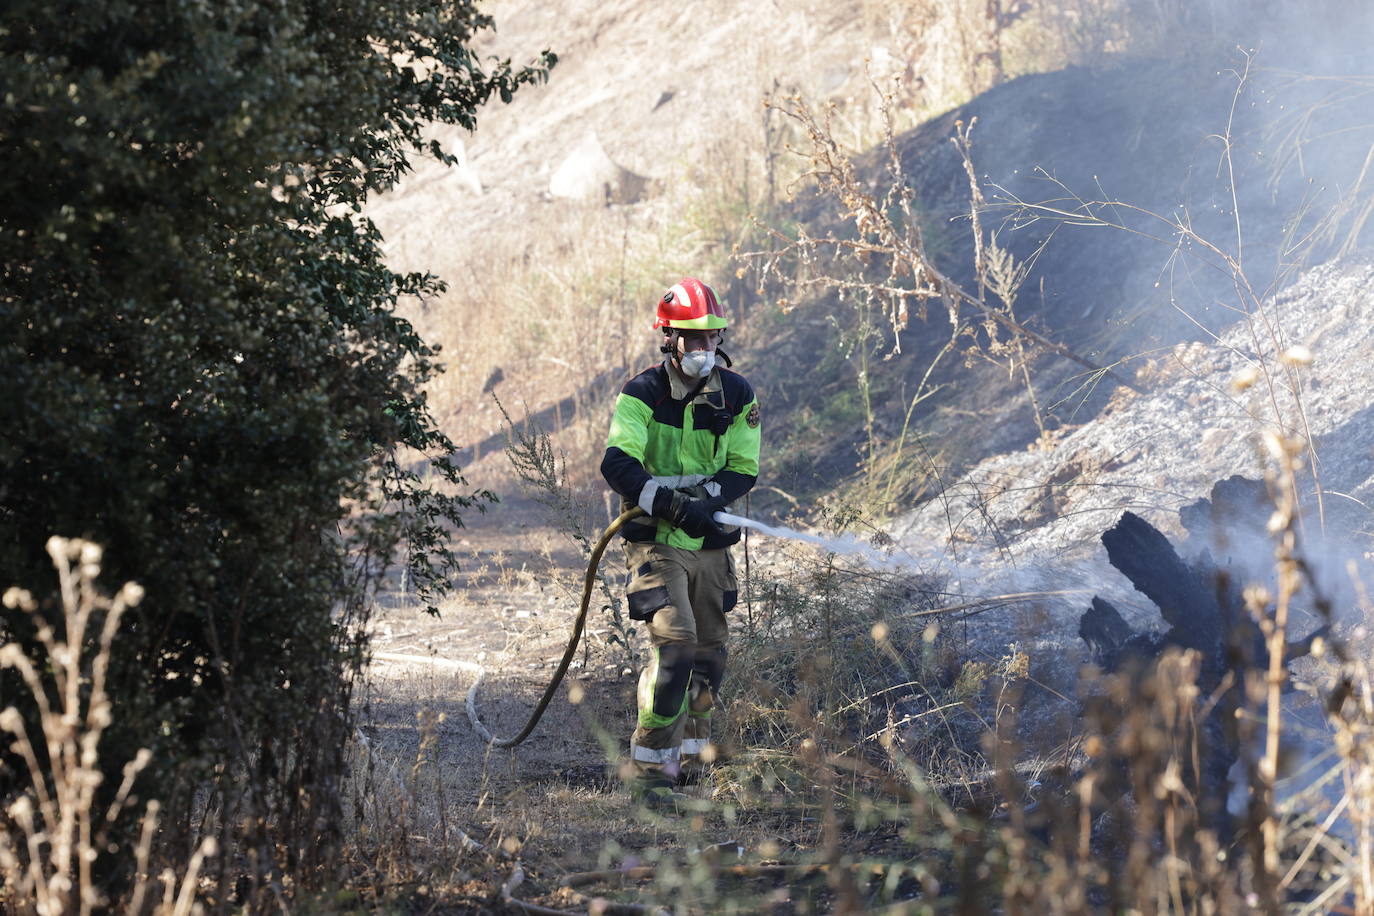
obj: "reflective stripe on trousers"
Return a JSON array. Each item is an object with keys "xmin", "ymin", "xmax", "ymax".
[
  {"xmin": 631, "ymin": 743, "xmax": 682, "ymax": 764},
  {"xmin": 680, "ymin": 738, "xmax": 709, "ymax": 756}
]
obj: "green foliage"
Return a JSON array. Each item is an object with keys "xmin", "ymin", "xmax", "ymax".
[{"xmin": 0, "ymin": 0, "xmax": 553, "ymax": 893}]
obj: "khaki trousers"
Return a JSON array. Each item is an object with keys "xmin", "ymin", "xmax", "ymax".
[{"xmin": 623, "ymin": 541, "xmax": 736, "ymax": 780}]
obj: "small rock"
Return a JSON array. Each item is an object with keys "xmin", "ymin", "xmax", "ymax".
[{"xmin": 548, "ymin": 131, "xmax": 651, "ymax": 205}]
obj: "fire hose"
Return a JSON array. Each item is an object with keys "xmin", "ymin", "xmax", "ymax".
[
  {"xmin": 372, "ymin": 503, "xmax": 778, "ymax": 747},
  {"xmin": 462, "ymin": 505, "xmax": 647, "ymax": 747},
  {"xmin": 376, "ymin": 504, "xmax": 1099, "ymax": 751}
]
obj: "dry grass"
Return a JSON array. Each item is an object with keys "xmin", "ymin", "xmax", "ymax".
[
  {"xmin": 345, "ymin": 489, "xmax": 1371, "ymax": 913},
  {"xmin": 407, "ymin": 147, "xmax": 780, "ymax": 492},
  {"xmin": 340, "ymin": 13, "xmax": 1374, "ymax": 909},
  {"xmin": 13, "ymin": 488, "xmax": 1362, "ymax": 911}
]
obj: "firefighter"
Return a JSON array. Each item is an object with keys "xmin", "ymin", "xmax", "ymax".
[{"xmin": 600, "ymin": 277, "xmax": 762, "ymax": 807}]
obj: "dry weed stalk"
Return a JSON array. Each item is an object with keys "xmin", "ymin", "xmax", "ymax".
[
  {"xmin": 1327, "ymin": 633, "xmax": 1374, "ymax": 913},
  {"xmin": 992, "ymin": 52, "xmax": 1340, "ymax": 529},
  {"xmin": 717, "ymin": 485, "xmax": 1361, "ymax": 912},
  {"xmin": 740, "ymin": 85, "xmax": 1140, "ymax": 514},
  {"xmin": 1260, "ymin": 427, "xmax": 1374, "ymax": 913},
  {"xmin": 1260, "ymin": 71, "xmax": 1374, "ymax": 266},
  {"xmin": 744, "ymin": 88, "xmax": 1138, "ymax": 385},
  {"xmin": 495, "ymin": 393, "xmax": 637, "ymax": 668},
  {"xmin": 1251, "ymin": 430, "xmax": 1306, "ymax": 897},
  {"xmin": 0, "ymin": 537, "xmax": 214, "ymax": 915}
]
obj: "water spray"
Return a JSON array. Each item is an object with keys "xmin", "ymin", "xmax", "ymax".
[{"xmin": 713, "ymin": 510, "xmax": 900, "ymax": 567}]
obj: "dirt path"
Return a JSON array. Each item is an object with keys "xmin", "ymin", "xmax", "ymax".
[
  {"xmin": 361, "ymin": 490, "xmax": 631, "ymax": 764},
  {"xmin": 355, "ymin": 485, "xmax": 660, "ymax": 865}
]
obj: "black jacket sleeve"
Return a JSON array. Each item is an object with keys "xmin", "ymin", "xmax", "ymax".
[{"xmin": 601, "ymin": 446, "xmax": 651, "ymax": 502}]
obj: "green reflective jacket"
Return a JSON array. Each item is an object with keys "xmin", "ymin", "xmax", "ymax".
[{"xmin": 601, "ymin": 361, "xmax": 760, "ymax": 550}]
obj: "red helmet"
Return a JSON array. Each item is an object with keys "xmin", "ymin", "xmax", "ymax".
[{"xmin": 653, "ymin": 278, "xmax": 727, "ymax": 331}]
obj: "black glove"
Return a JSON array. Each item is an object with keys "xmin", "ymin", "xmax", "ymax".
[
  {"xmin": 652, "ymin": 489, "xmax": 724, "ymax": 540},
  {"xmin": 678, "ymin": 498, "xmax": 725, "ymax": 539}
]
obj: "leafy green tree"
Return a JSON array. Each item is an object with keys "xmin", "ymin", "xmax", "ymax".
[{"xmin": 0, "ymin": 0, "xmax": 552, "ymax": 896}]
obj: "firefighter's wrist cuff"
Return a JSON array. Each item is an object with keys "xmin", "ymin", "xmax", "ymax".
[{"xmin": 638, "ymin": 480, "xmax": 661, "ymax": 515}]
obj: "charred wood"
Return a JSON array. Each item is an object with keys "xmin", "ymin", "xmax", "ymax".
[
  {"xmin": 1099, "ymin": 511, "xmax": 1226, "ymax": 662},
  {"xmin": 1077, "ymin": 596, "xmax": 1167, "ymax": 670},
  {"xmin": 1077, "ymin": 596, "xmax": 1133, "ymax": 669},
  {"xmin": 1178, "ymin": 474, "xmax": 1272, "ymax": 548},
  {"xmin": 1081, "ymin": 479, "xmax": 1327, "ymax": 843}
]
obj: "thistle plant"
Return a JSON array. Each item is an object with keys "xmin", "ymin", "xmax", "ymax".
[
  {"xmin": 494, "ymin": 393, "xmax": 638, "ymax": 669},
  {"xmin": 0, "ymin": 537, "xmax": 213, "ymax": 916}
]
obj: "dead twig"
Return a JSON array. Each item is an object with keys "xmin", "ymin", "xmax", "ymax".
[
  {"xmin": 895, "ymin": 589, "xmax": 1093, "ymax": 618},
  {"xmin": 501, "ymin": 865, "xmax": 574, "ymax": 916},
  {"xmin": 560, "ymin": 860, "xmax": 895, "ymax": 889},
  {"xmin": 744, "ymin": 100, "xmax": 1143, "ymax": 396}
]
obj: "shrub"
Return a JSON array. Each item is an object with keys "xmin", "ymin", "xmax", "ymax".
[{"xmin": 0, "ymin": 0, "xmax": 552, "ymax": 900}]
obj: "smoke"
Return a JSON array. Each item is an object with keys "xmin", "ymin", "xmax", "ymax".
[
  {"xmin": 718, "ymin": 508, "xmax": 1127, "ymax": 637},
  {"xmin": 1183, "ymin": 519, "xmax": 1372, "ymax": 633},
  {"xmin": 1215, "ymin": 0, "xmax": 1374, "ymax": 73},
  {"xmin": 948, "ymin": 0, "xmax": 1374, "ymax": 370}
]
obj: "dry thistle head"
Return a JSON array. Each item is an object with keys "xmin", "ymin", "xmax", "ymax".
[
  {"xmin": 1231, "ymin": 365, "xmax": 1261, "ymax": 392},
  {"xmin": 2, "ymin": 587, "xmax": 36, "ymax": 613},
  {"xmin": 44, "ymin": 535, "xmax": 68, "ymax": 561},
  {"xmin": 1243, "ymin": 584, "xmax": 1273, "ymax": 611},
  {"xmin": 7, "ymin": 795, "xmax": 33, "ymax": 829},
  {"xmin": 1279, "ymin": 344, "xmax": 1314, "ymax": 366},
  {"xmin": 1000, "ymin": 647, "xmax": 1030, "ymax": 681},
  {"xmin": 0, "ymin": 645, "xmax": 24, "ymax": 670},
  {"xmin": 1261, "ymin": 429, "xmax": 1303, "ymax": 463}
]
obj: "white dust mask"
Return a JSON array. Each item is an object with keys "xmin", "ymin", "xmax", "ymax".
[{"xmin": 678, "ymin": 349, "xmax": 715, "ymax": 379}]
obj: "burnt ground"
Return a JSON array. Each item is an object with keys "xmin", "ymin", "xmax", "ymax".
[
  {"xmin": 359, "ymin": 492, "xmax": 629, "ymax": 795},
  {"xmin": 749, "ymin": 55, "xmax": 1374, "ymax": 497}
]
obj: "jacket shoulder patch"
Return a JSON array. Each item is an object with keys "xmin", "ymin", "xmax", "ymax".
[{"xmin": 746, "ymin": 404, "xmax": 760, "ymax": 428}]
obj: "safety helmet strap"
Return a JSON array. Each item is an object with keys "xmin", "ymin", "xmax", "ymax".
[{"xmin": 661, "ymin": 328, "xmax": 728, "ymax": 368}]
